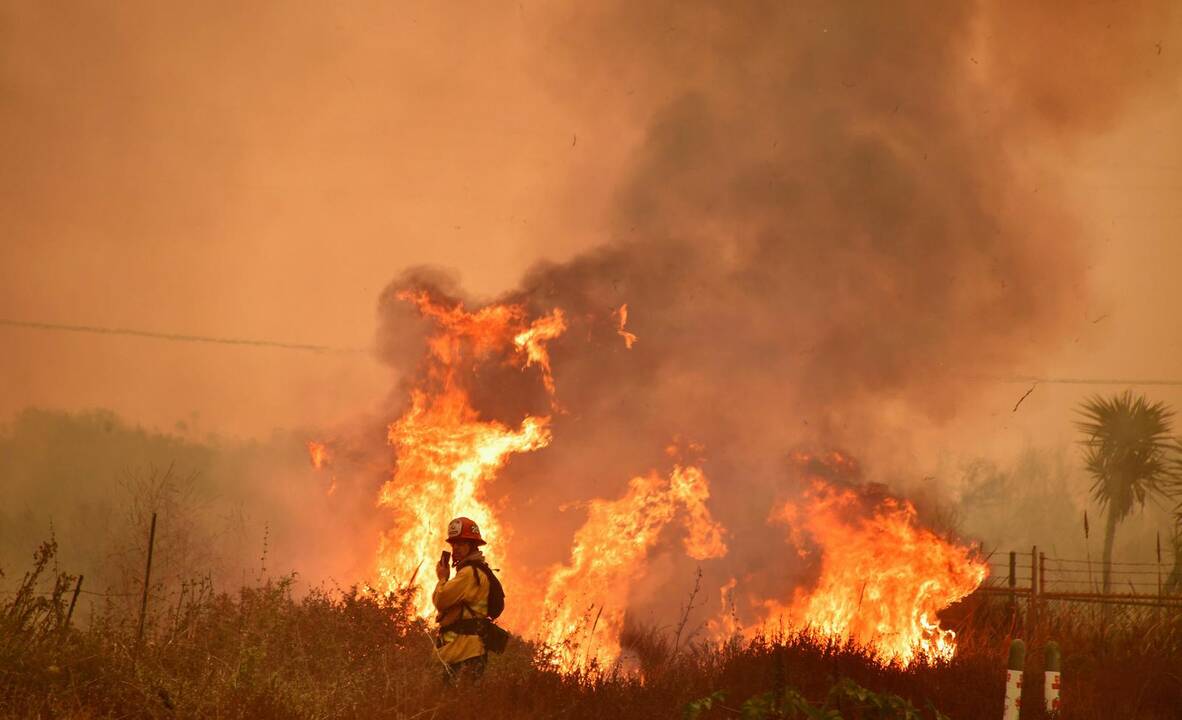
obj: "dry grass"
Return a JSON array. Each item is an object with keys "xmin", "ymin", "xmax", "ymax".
[{"xmin": 3, "ymin": 543, "xmax": 1182, "ymax": 719}]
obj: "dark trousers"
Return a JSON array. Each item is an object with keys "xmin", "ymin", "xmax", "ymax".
[{"xmin": 444, "ymin": 653, "xmax": 487, "ymax": 686}]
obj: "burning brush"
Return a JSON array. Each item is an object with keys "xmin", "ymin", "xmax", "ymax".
[
  {"xmin": 764, "ymin": 452, "xmax": 989, "ymax": 666},
  {"xmin": 308, "ymin": 292, "xmax": 987, "ymax": 673}
]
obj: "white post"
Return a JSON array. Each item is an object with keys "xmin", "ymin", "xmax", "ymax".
[
  {"xmin": 1044, "ymin": 640, "xmax": 1061, "ymax": 716},
  {"xmin": 1003, "ymin": 639, "xmax": 1025, "ymax": 720}
]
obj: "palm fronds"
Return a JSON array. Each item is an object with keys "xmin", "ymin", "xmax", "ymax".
[{"xmin": 1075, "ymin": 391, "xmax": 1178, "ymax": 521}]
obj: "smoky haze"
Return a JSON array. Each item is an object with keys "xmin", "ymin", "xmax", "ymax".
[
  {"xmin": 370, "ymin": 1, "xmax": 1181, "ymax": 620},
  {"xmin": 3, "ymin": 1, "xmax": 1182, "ymax": 632}
]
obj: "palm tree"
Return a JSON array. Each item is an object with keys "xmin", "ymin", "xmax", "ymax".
[
  {"xmin": 1165, "ymin": 526, "xmax": 1182, "ymax": 595},
  {"xmin": 1171, "ymin": 452, "xmax": 1182, "ymax": 594},
  {"xmin": 1076, "ymin": 391, "xmax": 1177, "ymax": 594}
]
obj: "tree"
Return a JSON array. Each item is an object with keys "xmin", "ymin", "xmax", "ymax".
[
  {"xmin": 1170, "ymin": 452, "xmax": 1182, "ymax": 594},
  {"xmin": 1076, "ymin": 392, "xmax": 1177, "ymax": 594},
  {"xmin": 1165, "ymin": 528, "xmax": 1182, "ymax": 595}
]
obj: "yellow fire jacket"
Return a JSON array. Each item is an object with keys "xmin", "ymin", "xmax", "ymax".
[{"xmin": 432, "ymin": 564, "xmax": 490, "ymax": 665}]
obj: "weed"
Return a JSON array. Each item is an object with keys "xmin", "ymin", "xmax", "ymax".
[{"xmin": 2, "ymin": 542, "xmax": 1181, "ymax": 719}]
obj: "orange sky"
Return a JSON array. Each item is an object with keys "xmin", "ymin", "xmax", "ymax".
[
  {"xmin": 1, "ymin": 0, "xmax": 1180, "ymax": 451},
  {"xmin": 0, "ymin": 1, "xmax": 611, "ymax": 436}
]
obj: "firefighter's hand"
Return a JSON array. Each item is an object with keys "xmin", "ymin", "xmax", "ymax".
[{"xmin": 435, "ymin": 559, "xmax": 450, "ymax": 583}]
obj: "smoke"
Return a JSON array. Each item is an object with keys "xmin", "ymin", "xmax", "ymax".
[
  {"xmin": 511, "ymin": 1, "xmax": 1175, "ymax": 444},
  {"xmin": 3, "ymin": 0, "xmax": 1176, "ymax": 639},
  {"xmin": 0, "ymin": 409, "xmax": 382, "ymax": 611},
  {"xmin": 372, "ymin": 1, "xmax": 1181, "ymax": 624}
]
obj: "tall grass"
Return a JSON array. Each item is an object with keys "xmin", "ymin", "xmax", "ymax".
[{"xmin": 3, "ymin": 542, "xmax": 1181, "ymax": 719}]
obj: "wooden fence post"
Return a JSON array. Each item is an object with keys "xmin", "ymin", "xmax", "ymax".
[
  {"xmin": 1031, "ymin": 546, "xmax": 1038, "ymax": 597},
  {"xmin": 64, "ymin": 574, "xmax": 83, "ymax": 629},
  {"xmin": 1008, "ymin": 551, "xmax": 1016, "ymax": 610},
  {"xmin": 136, "ymin": 512, "xmax": 158, "ymax": 644},
  {"xmin": 1028, "ymin": 546, "xmax": 1038, "ymax": 634}
]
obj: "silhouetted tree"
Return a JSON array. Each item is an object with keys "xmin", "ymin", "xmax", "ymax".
[
  {"xmin": 1170, "ymin": 452, "xmax": 1182, "ymax": 594},
  {"xmin": 1076, "ymin": 392, "xmax": 1177, "ymax": 594},
  {"xmin": 1165, "ymin": 527, "xmax": 1182, "ymax": 595}
]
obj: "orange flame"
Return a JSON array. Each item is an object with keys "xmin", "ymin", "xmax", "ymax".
[
  {"xmin": 764, "ymin": 477, "xmax": 987, "ymax": 666},
  {"xmin": 307, "ymin": 440, "xmax": 331, "ymax": 470},
  {"xmin": 533, "ymin": 464, "xmax": 726, "ymax": 673},
  {"xmin": 366, "ymin": 291, "xmax": 980, "ymax": 674},
  {"xmin": 616, "ymin": 304, "xmax": 637, "ymax": 349},
  {"xmin": 514, "ymin": 308, "xmax": 567, "ymax": 398},
  {"xmin": 706, "ymin": 577, "xmax": 741, "ymax": 642},
  {"xmin": 306, "ymin": 440, "xmax": 338, "ymax": 495},
  {"xmin": 376, "ymin": 292, "xmax": 563, "ymax": 619}
]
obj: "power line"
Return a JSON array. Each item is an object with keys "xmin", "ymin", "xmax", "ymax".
[
  {"xmin": 5, "ymin": 316, "xmax": 1182, "ymax": 386},
  {"xmin": 998, "ymin": 375, "xmax": 1182, "ymax": 388},
  {"xmin": 0, "ymin": 318, "xmax": 365, "ymax": 355}
]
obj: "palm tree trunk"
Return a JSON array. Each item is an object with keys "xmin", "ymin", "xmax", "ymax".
[
  {"xmin": 1102, "ymin": 508, "xmax": 1118, "ymax": 595},
  {"xmin": 1167, "ymin": 534, "xmax": 1182, "ymax": 595}
]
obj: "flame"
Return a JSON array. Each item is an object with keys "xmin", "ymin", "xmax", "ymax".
[
  {"xmin": 616, "ymin": 304, "xmax": 637, "ymax": 349},
  {"xmin": 706, "ymin": 577, "xmax": 741, "ymax": 641},
  {"xmin": 765, "ymin": 476, "xmax": 987, "ymax": 666},
  {"xmin": 514, "ymin": 309, "xmax": 567, "ymax": 398},
  {"xmin": 361, "ymin": 290, "xmax": 982, "ymax": 674},
  {"xmin": 534, "ymin": 464, "xmax": 726, "ymax": 673},
  {"xmin": 307, "ymin": 440, "xmax": 331, "ymax": 470},
  {"xmin": 398, "ymin": 289, "xmax": 524, "ymax": 364},
  {"xmin": 376, "ymin": 292, "xmax": 563, "ymax": 619},
  {"xmin": 306, "ymin": 440, "xmax": 339, "ymax": 495}
]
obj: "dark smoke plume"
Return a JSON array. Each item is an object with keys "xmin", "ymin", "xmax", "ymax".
[{"xmin": 375, "ymin": 1, "xmax": 1179, "ymax": 619}]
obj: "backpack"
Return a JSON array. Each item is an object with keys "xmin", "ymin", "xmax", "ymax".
[
  {"xmin": 468, "ymin": 562, "xmax": 505, "ymax": 620},
  {"xmin": 458, "ymin": 562, "xmax": 509, "ymax": 653}
]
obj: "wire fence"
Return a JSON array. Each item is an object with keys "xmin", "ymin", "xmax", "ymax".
[
  {"xmin": 8, "ymin": 549, "xmax": 1179, "ymax": 609},
  {"xmin": 0, "ymin": 588, "xmax": 140, "ymax": 598},
  {"xmin": 977, "ymin": 547, "xmax": 1182, "ymax": 608}
]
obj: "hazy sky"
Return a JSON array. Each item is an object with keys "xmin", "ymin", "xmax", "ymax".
[
  {"xmin": 1, "ymin": 0, "xmax": 1179, "ymax": 452},
  {"xmin": 1, "ymin": 1, "xmax": 600, "ymax": 436}
]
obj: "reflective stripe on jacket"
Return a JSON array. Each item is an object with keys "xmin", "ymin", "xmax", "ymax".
[{"xmin": 432, "ymin": 564, "xmax": 490, "ymax": 665}]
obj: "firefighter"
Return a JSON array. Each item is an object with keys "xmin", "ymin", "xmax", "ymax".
[{"xmin": 433, "ymin": 516, "xmax": 504, "ymax": 683}]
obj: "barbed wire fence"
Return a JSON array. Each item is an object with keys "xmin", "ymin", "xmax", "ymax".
[{"xmin": 977, "ymin": 546, "xmax": 1182, "ymax": 609}]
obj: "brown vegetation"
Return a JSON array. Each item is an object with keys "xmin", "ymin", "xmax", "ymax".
[{"xmin": 4, "ymin": 542, "xmax": 1181, "ymax": 719}]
